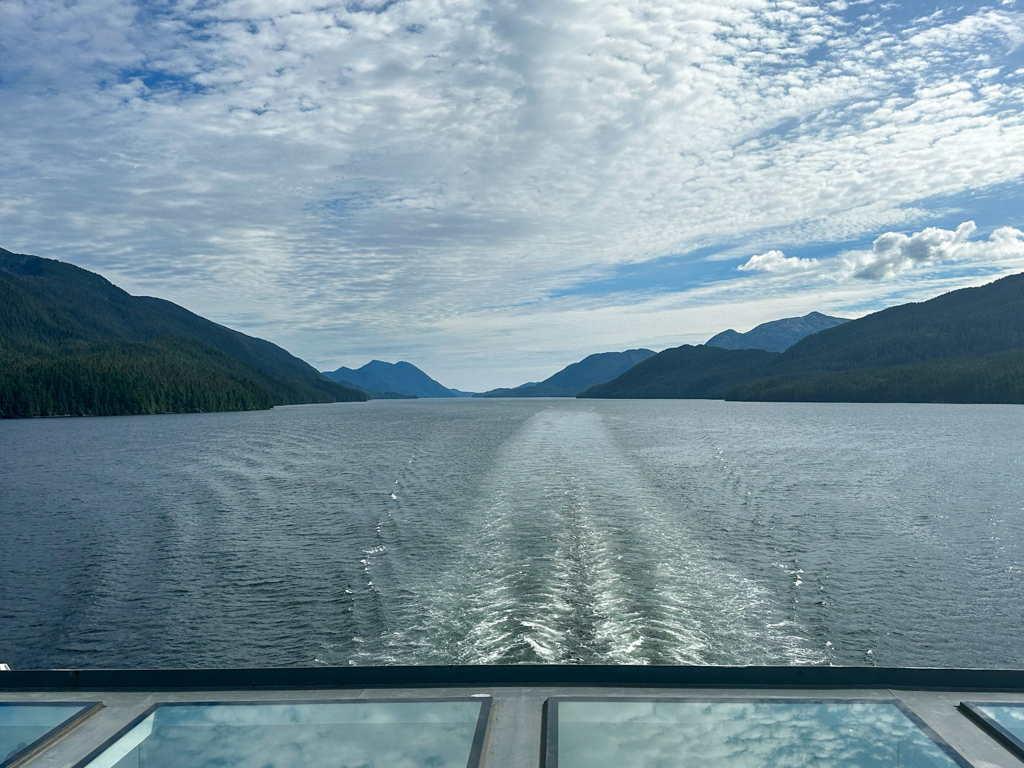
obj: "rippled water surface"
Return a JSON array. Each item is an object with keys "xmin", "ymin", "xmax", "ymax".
[{"xmin": 1, "ymin": 399, "xmax": 1022, "ymax": 668}]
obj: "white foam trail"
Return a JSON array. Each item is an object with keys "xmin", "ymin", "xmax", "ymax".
[{"xmin": 417, "ymin": 406, "xmax": 824, "ymax": 665}]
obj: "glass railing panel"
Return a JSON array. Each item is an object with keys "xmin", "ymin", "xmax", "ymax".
[
  {"xmin": 546, "ymin": 698, "xmax": 968, "ymax": 768},
  {"xmin": 959, "ymin": 702, "xmax": 1024, "ymax": 761},
  {"xmin": 1, "ymin": 703, "xmax": 99, "ymax": 768},
  {"xmin": 78, "ymin": 699, "xmax": 490, "ymax": 768}
]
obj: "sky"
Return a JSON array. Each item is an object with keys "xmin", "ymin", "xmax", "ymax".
[{"xmin": 1, "ymin": 0, "xmax": 1023, "ymax": 391}]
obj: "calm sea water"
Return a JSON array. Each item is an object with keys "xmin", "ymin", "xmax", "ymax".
[{"xmin": 1, "ymin": 399, "xmax": 1022, "ymax": 669}]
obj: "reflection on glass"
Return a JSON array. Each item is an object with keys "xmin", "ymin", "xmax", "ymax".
[
  {"xmin": 82, "ymin": 700, "xmax": 487, "ymax": 768},
  {"xmin": 975, "ymin": 704, "xmax": 1024, "ymax": 739},
  {"xmin": 967, "ymin": 703, "xmax": 1024, "ymax": 757},
  {"xmin": 1, "ymin": 704, "xmax": 93, "ymax": 767},
  {"xmin": 552, "ymin": 699, "xmax": 966, "ymax": 768}
]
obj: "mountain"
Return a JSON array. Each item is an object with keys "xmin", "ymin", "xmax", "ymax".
[
  {"xmin": 706, "ymin": 311, "xmax": 848, "ymax": 352},
  {"xmin": 728, "ymin": 271, "xmax": 1024, "ymax": 402},
  {"xmin": 581, "ymin": 272, "xmax": 1024, "ymax": 403},
  {"xmin": 756, "ymin": 273, "xmax": 1024, "ymax": 374},
  {"xmin": 727, "ymin": 350, "xmax": 1024, "ymax": 403},
  {"xmin": 334, "ymin": 382, "xmax": 418, "ymax": 400},
  {"xmin": 578, "ymin": 346, "xmax": 779, "ymax": 399},
  {"xmin": 475, "ymin": 382, "xmax": 538, "ymax": 397},
  {"xmin": 323, "ymin": 360, "xmax": 459, "ymax": 398},
  {"xmin": 0, "ymin": 248, "xmax": 367, "ymax": 418},
  {"xmin": 476, "ymin": 349, "xmax": 656, "ymax": 397}
]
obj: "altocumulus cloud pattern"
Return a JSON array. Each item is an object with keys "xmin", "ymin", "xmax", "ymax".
[{"xmin": 1, "ymin": 0, "xmax": 1023, "ymax": 389}]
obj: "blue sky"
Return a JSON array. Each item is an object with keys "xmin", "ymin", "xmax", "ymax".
[{"xmin": 1, "ymin": 0, "xmax": 1023, "ymax": 390}]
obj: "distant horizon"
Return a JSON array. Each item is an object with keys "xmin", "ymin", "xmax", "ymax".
[
  {"xmin": 2, "ymin": 0, "xmax": 1023, "ymax": 391},
  {"xmin": 319, "ymin": 307, "xmax": 855, "ymax": 391},
  {"xmin": 7, "ymin": 240, "xmax": 1016, "ymax": 391}
]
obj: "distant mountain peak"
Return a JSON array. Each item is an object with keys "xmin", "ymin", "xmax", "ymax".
[
  {"xmin": 706, "ymin": 311, "xmax": 848, "ymax": 353},
  {"xmin": 323, "ymin": 359, "xmax": 461, "ymax": 398},
  {"xmin": 583, "ymin": 272, "xmax": 1024, "ymax": 404}
]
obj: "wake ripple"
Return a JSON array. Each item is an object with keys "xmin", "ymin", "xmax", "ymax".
[{"xmin": 413, "ymin": 408, "xmax": 823, "ymax": 665}]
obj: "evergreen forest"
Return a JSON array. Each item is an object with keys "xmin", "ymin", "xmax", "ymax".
[
  {"xmin": 0, "ymin": 248, "xmax": 366, "ymax": 418},
  {"xmin": 581, "ymin": 272, "xmax": 1024, "ymax": 404}
]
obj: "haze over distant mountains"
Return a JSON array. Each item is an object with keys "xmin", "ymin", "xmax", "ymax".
[
  {"xmin": 323, "ymin": 360, "xmax": 470, "ymax": 399},
  {"xmin": 476, "ymin": 349, "xmax": 655, "ymax": 397},
  {"xmin": 582, "ymin": 272, "xmax": 1024, "ymax": 403},
  {"xmin": 0, "ymin": 248, "xmax": 366, "ymax": 418},
  {"xmin": 706, "ymin": 312, "xmax": 849, "ymax": 353}
]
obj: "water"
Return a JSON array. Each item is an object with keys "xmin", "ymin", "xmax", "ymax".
[{"xmin": 1, "ymin": 399, "xmax": 1021, "ymax": 669}]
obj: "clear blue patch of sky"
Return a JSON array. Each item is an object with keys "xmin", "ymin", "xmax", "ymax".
[
  {"xmin": 346, "ymin": 0, "xmax": 402, "ymax": 14},
  {"xmin": 840, "ymin": 0, "xmax": 978, "ymax": 30},
  {"xmin": 133, "ymin": 1, "xmax": 219, "ymax": 42},
  {"xmin": 775, "ymin": 181, "xmax": 1024, "ymax": 262},
  {"xmin": 132, "ymin": 0, "xmax": 176, "ymax": 20},
  {"xmin": 910, "ymin": 180, "xmax": 1024, "ymax": 234},
  {"xmin": 550, "ymin": 178, "xmax": 1024, "ymax": 300},
  {"xmin": 306, "ymin": 187, "xmax": 391, "ymax": 219},
  {"xmin": 110, "ymin": 68, "xmax": 209, "ymax": 95},
  {"xmin": 547, "ymin": 244, "xmax": 745, "ymax": 299}
]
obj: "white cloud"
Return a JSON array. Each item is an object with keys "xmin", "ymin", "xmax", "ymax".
[
  {"xmin": 0, "ymin": 0, "xmax": 1023, "ymax": 388},
  {"xmin": 738, "ymin": 250, "xmax": 819, "ymax": 273},
  {"xmin": 848, "ymin": 221, "xmax": 974, "ymax": 279},
  {"xmin": 736, "ymin": 221, "xmax": 1024, "ymax": 284},
  {"xmin": 844, "ymin": 221, "xmax": 1024, "ymax": 280}
]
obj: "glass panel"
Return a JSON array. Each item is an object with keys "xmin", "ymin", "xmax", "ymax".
[
  {"xmin": 1, "ymin": 704, "xmax": 92, "ymax": 766},
  {"xmin": 973, "ymin": 704, "xmax": 1024, "ymax": 747},
  {"xmin": 83, "ymin": 700, "xmax": 486, "ymax": 768},
  {"xmin": 554, "ymin": 699, "xmax": 964, "ymax": 768}
]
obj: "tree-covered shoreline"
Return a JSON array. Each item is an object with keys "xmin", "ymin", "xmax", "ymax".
[
  {"xmin": 581, "ymin": 272, "xmax": 1024, "ymax": 404},
  {"xmin": 1, "ymin": 249, "xmax": 366, "ymax": 418}
]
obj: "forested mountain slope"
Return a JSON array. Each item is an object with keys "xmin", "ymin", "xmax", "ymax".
[
  {"xmin": 578, "ymin": 346, "xmax": 778, "ymax": 399},
  {"xmin": 477, "ymin": 349, "xmax": 655, "ymax": 397},
  {"xmin": 582, "ymin": 272, "xmax": 1024, "ymax": 404},
  {"xmin": 728, "ymin": 272, "xmax": 1024, "ymax": 403},
  {"xmin": 0, "ymin": 248, "xmax": 366, "ymax": 417},
  {"xmin": 769, "ymin": 272, "xmax": 1024, "ymax": 373}
]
